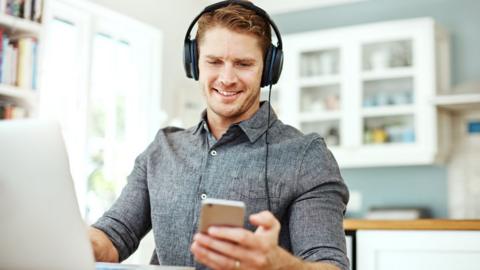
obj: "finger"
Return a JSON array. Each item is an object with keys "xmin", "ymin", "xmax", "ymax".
[
  {"xmin": 191, "ymin": 241, "xmax": 237, "ymax": 270},
  {"xmin": 191, "ymin": 241, "xmax": 224, "ymax": 270},
  {"xmin": 194, "ymin": 233, "xmax": 258, "ymax": 265},
  {"xmin": 207, "ymin": 227, "xmax": 259, "ymax": 249},
  {"xmin": 249, "ymin": 211, "xmax": 280, "ymax": 230}
]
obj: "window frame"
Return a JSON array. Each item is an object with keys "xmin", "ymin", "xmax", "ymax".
[{"xmin": 41, "ymin": 0, "xmax": 162, "ymax": 218}]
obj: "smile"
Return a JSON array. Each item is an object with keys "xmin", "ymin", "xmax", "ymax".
[{"xmin": 214, "ymin": 89, "xmax": 241, "ymax": 97}]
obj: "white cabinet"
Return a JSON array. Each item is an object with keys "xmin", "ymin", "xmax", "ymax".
[
  {"xmin": 356, "ymin": 230, "xmax": 480, "ymax": 270},
  {"xmin": 275, "ymin": 18, "xmax": 450, "ymax": 167}
]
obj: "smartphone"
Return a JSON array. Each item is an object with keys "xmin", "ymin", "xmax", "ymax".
[{"xmin": 198, "ymin": 198, "xmax": 246, "ymax": 233}]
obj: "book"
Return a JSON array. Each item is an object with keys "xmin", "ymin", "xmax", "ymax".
[
  {"xmin": 0, "ymin": 28, "xmax": 4, "ymax": 82},
  {"xmin": 0, "ymin": 102, "xmax": 27, "ymax": 119},
  {"xmin": 23, "ymin": 0, "xmax": 31, "ymax": 20},
  {"xmin": 1, "ymin": 32, "xmax": 8, "ymax": 83},
  {"xmin": 11, "ymin": 43, "xmax": 18, "ymax": 86},
  {"xmin": 16, "ymin": 37, "xmax": 35, "ymax": 89},
  {"xmin": 5, "ymin": 0, "xmax": 13, "ymax": 15},
  {"xmin": 1, "ymin": 102, "xmax": 13, "ymax": 119},
  {"xmin": 0, "ymin": 102, "xmax": 5, "ymax": 119},
  {"xmin": 31, "ymin": 40, "xmax": 37, "ymax": 89},
  {"xmin": 12, "ymin": 105, "xmax": 27, "ymax": 118},
  {"xmin": 12, "ymin": 0, "xmax": 21, "ymax": 17},
  {"xmin": 33, "ymin": 0, "xmax": 41, "ymax": 22},
  {"xmin": 0, "ymin": 0, "xmax": 8, "ymax": 14}
]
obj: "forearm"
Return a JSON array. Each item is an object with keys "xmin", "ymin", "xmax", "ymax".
[
  {"xmin": 90, "ymin": 148, "xmax": 152, "ymax": 261},
  {"xmin": 276, "ymin": 247, "xmax": 341, "ymax": 270},
  {"xmin": 88, "ymin": 227, "xmax": 119, "ymax": 263}
]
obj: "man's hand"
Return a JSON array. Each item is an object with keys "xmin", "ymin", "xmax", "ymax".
[
  {"xmin": 191, "ymin": 211, "xmax": 286, "ymax": 270},
  {"xmin": 191, "ymin": 211, "xmax": 341, "ymax": 270},
  {"xmin": 88, "ymin": 227, "xmax": 119, "ymax": 263}
]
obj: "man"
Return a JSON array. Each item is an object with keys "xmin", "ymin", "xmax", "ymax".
[{"xmin": 89, "ymin": 1, "xmax": 350, "ymax": 270}]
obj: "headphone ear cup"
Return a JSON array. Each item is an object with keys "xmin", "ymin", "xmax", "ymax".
[
  {"xmin": 261, "ymin": 46, "xmax": 273, "ymax": 88},
  {"xmin": 270, "ymin": 48, "xmax": 283, "ymax": 85},
  {"xmin": 183, "ymin": 40, "xmax": 193, "ymax": 79},
  {"xmin": 192, "ymin": 39, "xmax": 199, "ymax": 80},
  {"xmin": 183, "ymin": 39, "xmax": 200, "ymax": 80}
]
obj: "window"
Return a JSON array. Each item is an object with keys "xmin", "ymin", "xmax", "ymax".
[{"xmin": 41, "ymin": 0, "xmax": 161, "ymax": 224}]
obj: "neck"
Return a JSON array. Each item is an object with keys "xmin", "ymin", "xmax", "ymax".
[
  {"xmin": 207, "ymin": 116, "xmax": 231, "ymax": 140},
  {"xmin": 206, "ymin": 103, "xmax": 261, "ymax": 140}
]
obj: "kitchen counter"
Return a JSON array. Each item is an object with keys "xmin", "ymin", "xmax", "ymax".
[{"xmin": 344, "ymin": 219, "xmax": 480, "ymax": 230}]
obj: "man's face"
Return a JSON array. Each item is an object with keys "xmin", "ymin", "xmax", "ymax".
[{"xmin": 198, "ymin": 26, "xmax": 264, "ymax": 124}]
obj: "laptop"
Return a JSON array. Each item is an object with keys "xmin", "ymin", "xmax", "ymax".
[{"xmin": 0, "ymin": 120, "xmax": 193, "ymax": 270}]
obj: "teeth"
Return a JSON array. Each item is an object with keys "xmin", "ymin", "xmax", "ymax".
[{"xmin": 217, "ymin": 90, "xmax": 239, "ymax": 96}]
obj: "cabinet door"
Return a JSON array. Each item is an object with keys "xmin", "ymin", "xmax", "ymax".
[
  {"xmin": 282, "ymin": 32, "xmax": 346, "ymax": 149},
  {"xmin": 351, "ymin": 19, "xmax": 438, "ymax": 167},
  {"xmin": 357, "ymin": 230, "xmax": 480, "ymax": 270}
]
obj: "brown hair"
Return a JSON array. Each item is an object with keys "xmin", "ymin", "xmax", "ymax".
[{"xmin": 195, "ymin": 2, "xmax": 272, "ymax": 60}]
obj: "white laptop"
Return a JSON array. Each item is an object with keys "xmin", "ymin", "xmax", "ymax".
[{"xmin": 0, "ymin": 120, "xmax": 193, "ymax": 270}]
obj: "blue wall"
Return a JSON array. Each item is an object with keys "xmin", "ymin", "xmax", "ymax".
[
  {"xmin": 272, "ymin": 0, "xmax": 480, "ymax": 218},
  {"xmin": 341, "ymin": 166, "xmax": 448, "ymax": 218},
  {"xmin": 273, "ymin": 0, "xmax": 480, "ymax": 85}
]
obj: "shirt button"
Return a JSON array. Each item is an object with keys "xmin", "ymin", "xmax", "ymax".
[
  {"xmin": 201, "ymin": 193, "xmax": 208, "ymax": 200},
  {"xmin": 210, "ymin": 149, "xmax": 217, "ymax": 156}
]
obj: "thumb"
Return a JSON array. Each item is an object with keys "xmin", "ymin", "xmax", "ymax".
[{"xmin": 249, "ymin": 211, "xmax": 279, "ymax": 231}]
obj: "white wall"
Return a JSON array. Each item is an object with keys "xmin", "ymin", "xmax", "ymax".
[{"xmin": 89, "ymin": 0, "xmax": 206, "ymax": 127}]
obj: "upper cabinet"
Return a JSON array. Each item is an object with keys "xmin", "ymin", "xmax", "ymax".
[{"xmin": 275, "ymin": 18, "xmax": 451, "ymax": 168}]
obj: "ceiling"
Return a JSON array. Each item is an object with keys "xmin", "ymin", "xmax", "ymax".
[{"xmin": 202, "ymin": 0, "xmax": 368, "ymax": 14}]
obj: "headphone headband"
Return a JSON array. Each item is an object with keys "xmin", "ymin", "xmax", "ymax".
[{"xmin": 184, "ymin": 0, "xmax": 282, "ymax": 50}]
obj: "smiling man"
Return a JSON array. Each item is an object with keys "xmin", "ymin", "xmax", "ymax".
[{"xmin": 89, "ymin": 1, "xmax": 349, "ymax": 270}]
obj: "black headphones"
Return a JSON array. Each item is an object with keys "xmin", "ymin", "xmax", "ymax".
[{"xmin": 183, "ymin": 0, "xmax": 283, "ymax": 88}]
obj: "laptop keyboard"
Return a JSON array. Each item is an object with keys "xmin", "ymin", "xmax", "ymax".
[{"xmin": 95, "ymin": 262, "xmax": 194, "ymax": 270}]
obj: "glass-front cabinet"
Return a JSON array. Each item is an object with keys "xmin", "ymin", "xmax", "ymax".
[
  {"xmin": 277, "ymin": 18, "xmax": 450, "ymax": 167},
  {"xmin": 298, "ymin": 49, "xmax": 342, "ymax": 146},
  {"xmin": 361, "ymin": 40, "xmax": 415, "ymax": 146}
]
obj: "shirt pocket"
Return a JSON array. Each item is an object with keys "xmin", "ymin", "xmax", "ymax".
[
  {"xmin": 232, "ymin": 161, "xmax": 283, "ymax": 197},
  {"xmin": 243, "ymin": 174, "xmax": 283, "ymax": 199},
  {"xmin": 232, "ymin": 171, "xmax": 284, "ymax": 215}
]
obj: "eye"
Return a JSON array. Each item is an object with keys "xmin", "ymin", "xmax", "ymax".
[
  {"xmin": 207, "ymin": 60, "xmax": 221, "ymax": 65},
  {"xmin": 237, "ymin": 62, "xmax": 253, "ymax": 67}
]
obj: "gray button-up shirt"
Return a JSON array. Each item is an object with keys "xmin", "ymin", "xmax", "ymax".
[{"xmin": 93, "ymin": 102, "xmax": 350, "ymax": 270}]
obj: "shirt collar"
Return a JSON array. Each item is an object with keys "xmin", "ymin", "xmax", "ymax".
[
  {"xmin": 192, "ymin": 109, "xmax": 208, "ymax": 135},
  {"xmin": 238, "ymin": 101, "xmax": 277, "ymax": 143},
  {"xmin": 192, "ymin": 101, "xmax": 278, "ymax": 143}
]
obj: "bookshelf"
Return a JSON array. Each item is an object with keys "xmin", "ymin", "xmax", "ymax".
[{"xmin": 0, "ymin": 0, "xmax": 43, "ymax": 121}]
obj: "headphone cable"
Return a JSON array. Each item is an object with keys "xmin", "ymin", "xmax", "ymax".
[{"xmin": 264, "ymin": 82, "xmax": 273, "ymax": 212}]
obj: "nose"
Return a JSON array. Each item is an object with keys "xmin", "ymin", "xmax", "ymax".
[{"xmin": 219, "ymin": 63, "xmax": 238, "ymax": 86}]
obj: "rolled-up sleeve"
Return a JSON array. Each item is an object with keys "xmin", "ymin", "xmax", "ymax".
[
  {"xmin": 289, "ymin": 137, "xmax": 350, "ymax": 270},
  {"xmin": 92, "ymin": 147, "xmax": 152, "ymax": 262}
]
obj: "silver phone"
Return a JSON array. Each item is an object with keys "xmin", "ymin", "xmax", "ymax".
[{"xmin": 198, "ymin": 198, "xmax": 246, "ymax": 233}]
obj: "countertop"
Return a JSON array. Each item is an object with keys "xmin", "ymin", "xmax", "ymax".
[{"xmin": 344, "ymin": 219, "xmax": 480, "ymax": 231}]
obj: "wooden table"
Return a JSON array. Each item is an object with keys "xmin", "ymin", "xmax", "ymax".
[
  {"xmin": 344, "ymin": 219, "xmax": 480, "ymax": 230},
  {"xmin": 342, "ymin": 219, "xmax": 480, "ymax": 270}
]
